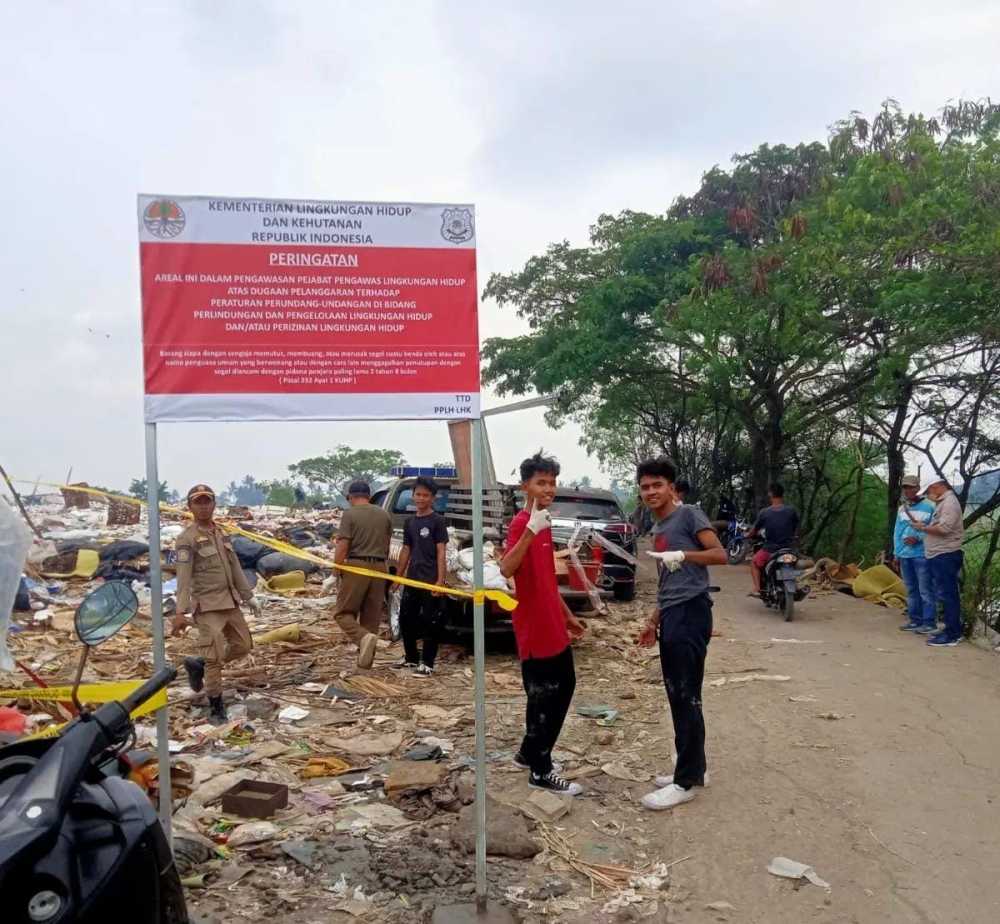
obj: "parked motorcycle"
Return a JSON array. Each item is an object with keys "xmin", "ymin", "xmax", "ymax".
[
  {"xmin": 758, "ymin": 546, "xmax": 809, "ymax": 621},
  {"xmin": 720, "ymin": 516, "xmax": 751, "ymax": 565},
  {"xmin": 0, "ymin": 581, "xmax": 187, "ymax": 924}
]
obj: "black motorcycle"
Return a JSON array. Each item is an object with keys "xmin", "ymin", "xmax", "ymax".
[
  {"xmin": 758, "ymin": 546, "xmax": 809, "ymax": 621},
  {"xmin": 720, "ymin": 515, "xmax": 750, "ymax": 565},
  {"xmin": 0, "ymin": 582, "xmax": 187, "ymax": 924}
]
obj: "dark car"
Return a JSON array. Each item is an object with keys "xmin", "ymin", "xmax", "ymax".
[{"xmin": 548, "ymin": 488, "xmax": 637, "ymax": 601}]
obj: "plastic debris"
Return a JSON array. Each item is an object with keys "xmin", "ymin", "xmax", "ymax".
[{"xmin": 767, "ymin": 856, "xmax": 831, "ymax": 890}]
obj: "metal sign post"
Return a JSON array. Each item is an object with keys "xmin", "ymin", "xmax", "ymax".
[
  {"xmin": 144, "ymin": 422, "xmax": 173, "ymax": 839},
  {"xmin": 470, "ymin": 417, "xmax": 488, "ymax": 909}
]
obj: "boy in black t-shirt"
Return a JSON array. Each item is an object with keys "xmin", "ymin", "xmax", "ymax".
[{"xmin": 394, "ymin": 477, "xmax": 449, "ymax": 676}]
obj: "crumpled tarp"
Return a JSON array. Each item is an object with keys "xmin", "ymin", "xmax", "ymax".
[{"xmin": 850, "ymin": 564, "xmax": 907, "ymax": 609}]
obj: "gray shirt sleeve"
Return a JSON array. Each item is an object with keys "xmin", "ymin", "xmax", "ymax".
[{"xmin": 687, "ymin": 505, "xmax": 714, "ymax": 540}]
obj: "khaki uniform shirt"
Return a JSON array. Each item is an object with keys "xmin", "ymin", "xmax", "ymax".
[
  {"xmin": 176, "ymin": 522, "xmax": 253, "ymax": 614},
  {"xmin": 337, "ymin": 503, "xmax": 393, "ymax": 559}
]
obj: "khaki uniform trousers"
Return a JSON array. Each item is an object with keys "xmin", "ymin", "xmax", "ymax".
[
  {"xmin": 334, "ymin": 562, "xmax": 387, "ymax": 645},
  {"xmin": 194, "ymin": 606, "xmax": 253, "ymax": 697}
]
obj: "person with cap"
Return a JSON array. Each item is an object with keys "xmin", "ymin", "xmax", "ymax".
[
  {"xmin": 173, "ymin": 484, "xmax": 261, "ymax": 724},
  {"xmin": 906, "ymin": 476, "xmax": 965, "ymax": 647},
  {"xmin": 894, "ymin": 475, "xmax": 938, "ymax": 635},
  {"xmin": 333, "ymin": 480, "xmax": 393, "ymax": 668}
]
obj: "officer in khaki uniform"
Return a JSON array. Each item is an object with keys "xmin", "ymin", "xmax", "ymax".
[
  {"xmin": 174, "ymin": 484, "xmax": 259, "ymax": 723},
  {"xmin": 334, "ymin": 480, "xmax": 393, "ymax": 669}
]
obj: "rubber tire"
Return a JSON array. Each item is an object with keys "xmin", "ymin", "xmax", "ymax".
[
  {"xmin": 783, "ymin": 592, "xmax": 795, "ymax": 622},
  {"xmin": 728, "ymin": 540, "xmax": 748, "ymax": 566},
  {"xmin": 613, "ymin": 580, "xmax": 637, "ymax": 602}
]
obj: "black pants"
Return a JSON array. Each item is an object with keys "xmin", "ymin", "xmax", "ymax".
[
  {"xmin": 519, "ymin": 646, "xmax": 576, "ymax": 775},
  {"xmin": 399, "ymin": 587, "xmax": 442, "ymax": 668},
  {"xmin": 658, "ymin": 593, "xmax": 712, "ymax": 789}
]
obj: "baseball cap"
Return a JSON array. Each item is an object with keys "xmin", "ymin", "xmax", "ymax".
[
  {"xmin": 921, "ymin": 476, "xmax": 948, "ymax": 492},
  {"xmin": 901, "ymin": 474, "xmax": 920, "ymax": 488},
  {"xmin": 346, "ymin": 480, "xmax": 371, "ymax": 497},
  {"xmin": 187, "ymin": 484, "xmax": 216, "ymax": 501}
]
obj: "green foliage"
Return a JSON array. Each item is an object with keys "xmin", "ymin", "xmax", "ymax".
[
  {"xmin": 483, "ymin": 98, "xmax": 1000, "ymax": 558},
  {"xmin": 288, "ymin": 446, "xmax": 406, "ymax": 491},
  {"xmin": 129, "ymin": 478, "xmax": 175, "ymax": 503}
]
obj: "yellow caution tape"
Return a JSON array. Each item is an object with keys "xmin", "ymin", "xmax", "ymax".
[
  {"xmin": 12, "ymin": 479, "xmax": 518, "ymax": 612},
  {"xmin": 0, "ymin": 681, "xmax": 169, "ymax": 740}
]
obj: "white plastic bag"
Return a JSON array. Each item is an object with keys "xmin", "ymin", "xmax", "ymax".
[{"xmin": 1, "ymin": 498, "xmax": 34, "ymax": 671}]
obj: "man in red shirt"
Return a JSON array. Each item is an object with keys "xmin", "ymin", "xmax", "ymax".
[{"xmin": 501, "ymin": 451, "xmax": 586, "ymax": 795}]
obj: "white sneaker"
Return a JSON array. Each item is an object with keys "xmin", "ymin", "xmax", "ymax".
[
  {"xmin": 654, "ymin": 771, "xmax": 710, "ymax": 788},
  {"xmin": 641, "ymin": 783, "xmax": 696, "ymax": 811}
]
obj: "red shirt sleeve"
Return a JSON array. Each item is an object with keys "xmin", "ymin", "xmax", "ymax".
[{"xmin": 506, "ymin": 511, "xmax": 527, "ymax": 554}]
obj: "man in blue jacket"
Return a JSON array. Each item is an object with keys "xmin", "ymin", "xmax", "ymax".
[{"xmin": 895, "ymin": 474, "xmax": 937, "ymax": 634}]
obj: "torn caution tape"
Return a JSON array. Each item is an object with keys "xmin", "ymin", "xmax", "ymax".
[
  {"xmin": 0, "ymin": 681, "xmax": 169, "ymax": 740},
  {"xmin": 13, "ymin": 479, "xmax": 519, "ymax": 612}
]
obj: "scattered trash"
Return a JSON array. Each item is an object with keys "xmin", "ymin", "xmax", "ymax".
[
  {"xmin": 0, "ymin": 706, "xmax": 27, "ymax": 734},
  {"xmin": 788, "ymin": 695, "xmax": 818, "ymax": 703},
  {"xmin": 770, "ymin": 638, "xmax": 823, "ymax": 644},
  {"xmin": 386, "ymin": 760, "xmax": 447, "ymax": 796},
  {"xmin": 220, "ymin": 779, "xmax": 289, "ymax": 819},
  {"xmin": 299, "ymin": 756, "xmax": 352, "ymax": 779},
  {"xmin": 522, "ymin": 789, "xmax": 571, "ymax": 823},
  {"xmin": 227, "ymin": 820, "xmax": 281, "ymax": 847},
  {"xmin": 816, "ymin": 712, "xmax": 849, "ymax": 721},
  {"xmin": 335, "ymin": 730, "xmax": 403, "ymax": 756},
  {"xmin": 709, "ymin": 674, "xmax": 791, "ymax": 687},
  {"xmin": 277, "ymin": 704, "xmax": 310, "ymax": 723},
  {"xmin": 403, "ymin": 743, "xmax": 444, "ymax": 761},
  {"xmin": 577, "ymin": 704, "xmax": 619, "ymax": 726},
  {"xmin": 705, "ymin": 900, "xmax": 736, "ymax": 912},
  {"xmin": 767, "ymin": 856, "xmax": 831, "ymax": 890},
  {"xmin": 411, "ymin": 703, "xmax": 465, "ymax": 728},
  {"xmin": 601, "ymin": 761, "xmax": 652, "ymax": 783}
]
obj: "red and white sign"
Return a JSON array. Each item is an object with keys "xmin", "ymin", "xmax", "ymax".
[{"xmin": 138, "ymin": 195, "xmax": 479, "ymax": 422}]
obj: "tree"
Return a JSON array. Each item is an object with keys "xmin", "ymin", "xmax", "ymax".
[
  {"xmin": 221, "ymin": 475, "xmax": 267, "ymax": 506},
  {"xmin": 482, "ymin": 99, "xmax": 1000, "ymax": 561},
  {"xmin": 288, "ymin": 446, "xmax": 406, "ymax": 492},
  {"xmin": 129, "ymin": 478, "xmax": 175, "ymax": 503}
]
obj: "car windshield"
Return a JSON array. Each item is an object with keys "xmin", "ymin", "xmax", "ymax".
[
  {"xmin": 393, "ymin": 487, "xmax": 450, "ymax": 514},
  {"xmin": 548, "ymin": 497, "xmax": 624, "ymax": 522}
]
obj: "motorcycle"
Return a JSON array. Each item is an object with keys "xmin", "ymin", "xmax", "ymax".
[
  {"xmin": 720, "ymin": 516, "xmax": 750, "ymax": 565},
  {"xmin": 0, "ymin": 581, "xmax": 188, "ymax": 924},
  {"xmin": 758, "ymin": 545, "xmax": 809, "ymax": 621}
]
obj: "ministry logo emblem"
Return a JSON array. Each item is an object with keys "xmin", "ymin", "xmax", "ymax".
[
  {"xmin": 143, "ymin": 200, "xmax": 186, "ymax": 239},
  {"xmin": 441, "ymin": 207, "xmax": 474, "ymax": 244}
]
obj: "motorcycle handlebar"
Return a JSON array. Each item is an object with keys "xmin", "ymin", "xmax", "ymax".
[{"xmin": 119, "ymin": 666, "xmax": 177, "ymax": 715}]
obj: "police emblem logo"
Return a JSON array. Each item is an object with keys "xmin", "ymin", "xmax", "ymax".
[
  {"xmin": 143, "ymin": 199, "xmax": 186, "ymax": 239},
  {"xmin": 440, "ymin": 207, "xmax": 474, "ymax": 244}
]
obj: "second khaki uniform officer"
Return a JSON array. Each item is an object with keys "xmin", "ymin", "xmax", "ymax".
[
  {"xmin": 175, "ymin": 484, "xmax": 259, "ymax": 723},
  {"xmin": 334, "ymin": 480, "xmax": 393, "ymax": 668}
]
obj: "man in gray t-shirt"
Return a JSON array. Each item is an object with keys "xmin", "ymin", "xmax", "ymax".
[
  {"xmin": 635, "ymin": 460, "xmax": 727, "ymax": 813},
  {"xmin": 652, "ymin": 504, "xmax": 715, "ymax": 609}
]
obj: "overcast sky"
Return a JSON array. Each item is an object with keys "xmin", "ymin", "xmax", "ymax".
[{"xmin": 1, "ymin": 1, "xmax": 995, "ymax": 498}]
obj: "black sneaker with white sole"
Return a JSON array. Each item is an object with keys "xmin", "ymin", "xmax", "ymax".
[{"xmin": 529, "ymin": 771, "xmax": 582, "ymax": 796}]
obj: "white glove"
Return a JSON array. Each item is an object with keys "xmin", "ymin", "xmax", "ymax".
[
  {"xmin": 247, "ymin": 596, "xmax": 263, "ymax": 618},
  {"xmin": 646, "ymin": 550, "xmax": 686, "ymax": 572},
  {"xmin": 526, "ymin": 506, "xmax": 552, "ymax": 534}
]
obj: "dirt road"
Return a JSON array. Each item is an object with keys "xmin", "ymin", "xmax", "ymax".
[{"xmin": 595, "ymin": 556, "xmax": 1000, "ymax": 923}]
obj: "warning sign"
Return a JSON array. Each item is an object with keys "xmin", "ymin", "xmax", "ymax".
[{"xmin": 138, "ymin": 195, "xmax": 480, "ymax": 422}]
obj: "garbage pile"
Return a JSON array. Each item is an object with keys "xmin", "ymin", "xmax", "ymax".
[{"xmin": 1, "ymin": 496, "xmax": 694, "ymax": 922}]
